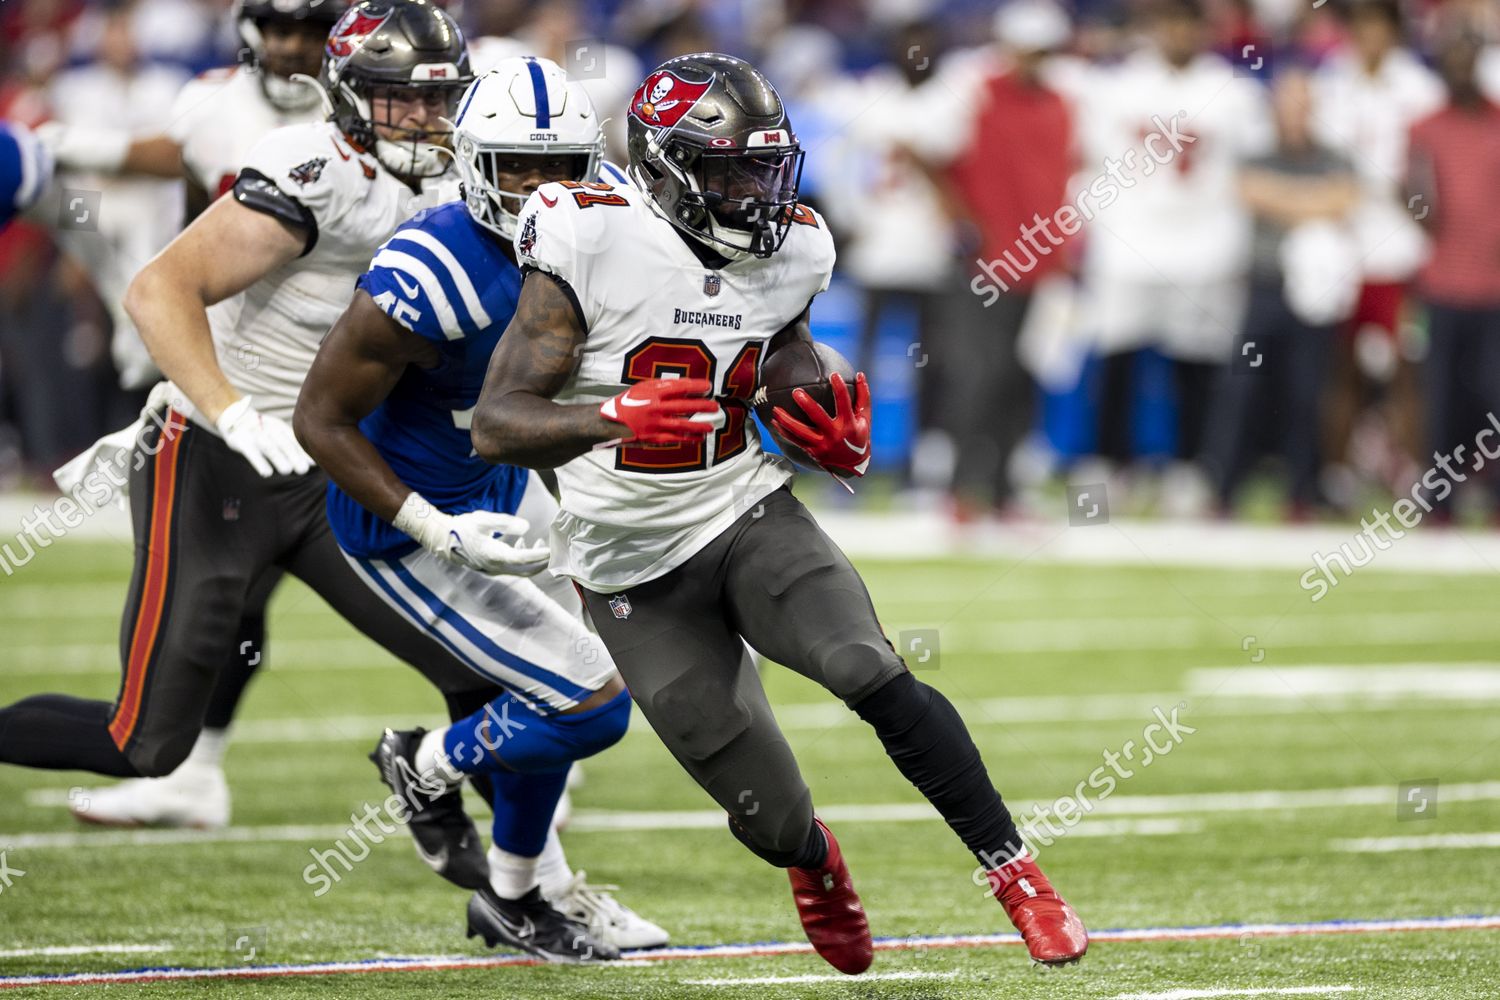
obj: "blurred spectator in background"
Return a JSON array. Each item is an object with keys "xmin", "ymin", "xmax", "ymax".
[
  {"xmin": 1407, "ymin": 30, "xmax": 1500, "ymax": 519},
  {"xmin": 469, "ymin": 0, "xmax": 642, "ymax": 159},
  {"xmin": 46, "ymin": 1, "xmax": 184, "ymax": 393},
  {"xmin": 820, "ymin": 20, "xmax": 952, "ymax": 491},
  {"xmin": 1312, "ymin": 0, "xmax": 1443, "ymax": 503},
  {"xmin": 1078, "ymin": 0, "xmax": 1272, "ymax": 514},
  {"xmin": 926, "ymin": 0, "xmax": 1075, "ymax": 518},
  {"xmin": 1199, "ymin": 68, "xmax": 1359, "ymax": 517}
]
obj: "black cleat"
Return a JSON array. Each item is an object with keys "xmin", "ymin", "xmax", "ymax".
[
  {"xmin": 467, "ymin": 885, "xmax": 620, "ymax": 963},
  {"xmin": 369, "ymin": 727, "xmax": 489, "ymax": 890}
]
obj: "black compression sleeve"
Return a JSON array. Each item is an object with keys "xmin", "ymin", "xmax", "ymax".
[{"xmin": 233, "ymin": 168, "xmax": 317, "ymax": 256}]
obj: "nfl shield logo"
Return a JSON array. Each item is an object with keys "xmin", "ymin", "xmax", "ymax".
[
  {"xmin": 222, "ymin": 498, "xmax": 241, "ymax": 521},
  {"xmin": 703, "ymin": 273, "xmax": 721, "ymax": 297},
  {"xmin": 608, "ymin": 594, "xmax": 633, "ymax": 620}
]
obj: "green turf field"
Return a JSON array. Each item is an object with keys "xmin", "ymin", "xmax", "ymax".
[{"xmin": 1, "ymin": 530, "xmax": 1497, "ymax": 998}]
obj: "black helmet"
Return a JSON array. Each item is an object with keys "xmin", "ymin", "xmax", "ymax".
[
  {"xmin": 321, "ymin": 0, "xmax": 473, "ymax": 179},
  {"xmin": 236, "ymin": 0, "xmax": 348, "ymax": 112},
  {"xmin": 626, "ymin": 53, "xmax": 804, "ymax": 260}
]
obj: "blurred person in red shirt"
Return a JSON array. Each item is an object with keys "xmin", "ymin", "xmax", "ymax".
[
  {"xmin": 1407, "ymin": 31, "xmax": 1500, "ymax": 517},
  {"xmin": 931, "ymin": 0, "xmax": 1075, "ymax": 518}
]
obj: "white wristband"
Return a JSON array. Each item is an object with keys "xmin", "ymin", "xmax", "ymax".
[{"xmin": 392, "ymin": 492, "xmax": 448, "ymax": 550}]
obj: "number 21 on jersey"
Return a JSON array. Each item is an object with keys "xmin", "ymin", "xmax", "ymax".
[{"xmin": 618, "ymin": 337, "xmax": 760, "ymax": 473}]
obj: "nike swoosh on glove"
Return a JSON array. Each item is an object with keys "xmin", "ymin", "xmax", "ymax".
[
  {"xmin": 215, "ymin": 397, "xmax": 314, "ymax": 477},
  {"xmin": 392, "ymin": 493, "xmax": 551, "ymax": 576},
  {"xmin": 599, "ymin": 377, "xmax": 720, "ymax": 445},
  {"xmin": 771, "ymin": 371, "xmax": 872, "ymax": 477}
]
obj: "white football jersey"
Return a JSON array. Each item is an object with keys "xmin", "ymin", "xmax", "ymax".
[
  {"xmin": 199, "ymin": 121, "xmax": 457, "ymax": 429},
  {"xmin": 1079, "ymin": 49, "xmax": 1272, "ymax": 284},
  {"xmin": 167, "ymin": 66, "xmax": 322, "ymax": 199},
  {"xmin": 515, "ymin": 181, "xmax": 835, "ymax": 591}
]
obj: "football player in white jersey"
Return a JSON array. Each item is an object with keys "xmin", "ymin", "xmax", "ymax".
[
  {"xmin": 39, "ymin": 0, "xmax": 348, "ymax": 833},
  {"xmin": 470, "ymin": 53, "xmax": 1089, "ymax": 973},
  {"xmin": 0, "ymin": 1, "xmax": 653, "ymax": 955}
]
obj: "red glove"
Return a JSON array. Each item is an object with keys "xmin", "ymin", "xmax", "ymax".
[
  {"xmin": 599, "ymin": 377, "xmax": 719, "ymax": 445},
  {"xmin": 772, "ymin": 371, "xmax": 872, "ymax": 476}
]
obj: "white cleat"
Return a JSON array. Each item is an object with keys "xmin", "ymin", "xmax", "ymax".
[
  {"xmin": 68, "ymin": 763, "xmax": 231, "ymax": 830},
  {"xmin": 547, "ymin": 870, "xmax": 669, "ymax": 951}
]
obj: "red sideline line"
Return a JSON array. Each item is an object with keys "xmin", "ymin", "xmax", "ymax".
[{"xmin": 4, "ymin": 916, "xmax": 1498, "ymax": 989}]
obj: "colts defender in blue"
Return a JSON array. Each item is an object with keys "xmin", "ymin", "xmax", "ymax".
[{"xmin": 294, "ymin": 57, "xmax": 661, "ymax": 962}]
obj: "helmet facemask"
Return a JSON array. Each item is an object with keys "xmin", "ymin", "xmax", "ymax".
[
  {"xmin": 343, "ymin": 82, "xmax": 464, "ymax": 180},
  {"xmin": 457, "ymin": 138, "xmax": 600, "ymax": 240},
  {"xmin": 239, "ymin": 16, "xmax": 331, "ymax": 112},
  {"xmin": 647, "ymin": 141, "xmax": 803, "ymax": 259}
]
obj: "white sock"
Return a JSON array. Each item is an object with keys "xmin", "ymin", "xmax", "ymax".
[
  {"xmin": 414, "ymin": 728, "xmax": 464, "ymax": 788},
  {"xmin": 535, "ymin": 825, "xmax": 574, "ymax": 899},
  {"xmin": 185, "ymin": 728, "xmax": 230, "ymax": 769},
  {"xmin": 488, "ymin": 844, "xmax": 541, "ymax": 900}
]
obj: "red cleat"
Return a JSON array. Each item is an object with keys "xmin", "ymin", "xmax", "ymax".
[
  {"xmin": 987, "ymin": 853, "xmax": 1088, "ymax": 965},
  {"xmin": 788, "ymin": 818, "xmax": 873, "ymax": 975}
]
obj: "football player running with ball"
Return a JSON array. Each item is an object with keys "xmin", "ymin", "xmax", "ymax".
[{"xmin": 471, "ymin": 53, "xmax": 1088, "ymax": 973}]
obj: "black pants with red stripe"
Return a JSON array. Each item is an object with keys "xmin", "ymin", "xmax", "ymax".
[{"xmin": 0, "ymin": 413, "xmax": 501, "ymax": 778}]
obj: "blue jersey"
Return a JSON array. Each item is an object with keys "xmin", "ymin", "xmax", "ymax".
[{"xmin": 328, "ymin": 201, "xmax": 530, "ymax": 559}]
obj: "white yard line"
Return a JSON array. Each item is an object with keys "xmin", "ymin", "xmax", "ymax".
[
  {"xmin": 0, "ymin": 944, "xmax": 170, "ymax": 959},
  {"xmin": 1331, "ymin": 832, "xmax": 1500, "ymax": 853},
  {"xmin": 686, "ymin": 970, "xmax": 959, "ymax": 986},
  {"xmin": 1111, "ymin": 987, "xmax": 1360, "ymax": 1000}
]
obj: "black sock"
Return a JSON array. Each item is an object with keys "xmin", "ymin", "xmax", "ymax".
[
  {"xmin": 0, "ymin": 694, "xmax": 142, "ymax": 777},
  {"xmin": 853, "ymin": 671, "xmax": 1022, "ymax": 868}
]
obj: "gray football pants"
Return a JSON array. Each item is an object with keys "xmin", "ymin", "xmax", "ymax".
[{"xmin": 579, "ymin": 486, "xmax": 909, "ymax": 860}]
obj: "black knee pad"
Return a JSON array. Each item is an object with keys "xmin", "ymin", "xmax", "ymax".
[
  {"xmin": 824, "ymin": 639, "xmax": 906, "ymax": 704},
  {"xmin": 126, "ymin": 728, "xmax": 198, "ymax": 778},
  {"xmin": 651, "ymin": 669, "xmax": 752, "ymax": 762},
  {"xmin": 726, "ymin": 784, "xmax": 817, "ymax": 867}
]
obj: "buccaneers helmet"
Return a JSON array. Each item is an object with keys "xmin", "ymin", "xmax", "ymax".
[
  {"xmin": 321, "ymin": 0, "xmax": 473, "ymax": 179},
  {"xmin": 626, "ymin": 53, "xmax": 804, "ymax": 260}
]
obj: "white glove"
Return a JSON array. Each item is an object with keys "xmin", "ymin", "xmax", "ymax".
[
  {"xmin": 34, "ymin": 121, "xmax": 131, "ymax": 174},
  {"xmin": 392, "ymin": 493, "xmax": 550, "ymax": 577},
  {"xmin": 214, "ymin": 397, "xmax": 313, "ymax": 477}
]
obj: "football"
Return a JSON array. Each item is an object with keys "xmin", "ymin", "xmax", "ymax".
[{"xmin": 750, "ymin": 340, "xmax": 857, "ymax": 471}]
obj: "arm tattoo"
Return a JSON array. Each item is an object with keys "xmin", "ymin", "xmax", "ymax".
[{"xmin": 471, "ymin": 270, "xmax": 617, "ymax": 469}]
